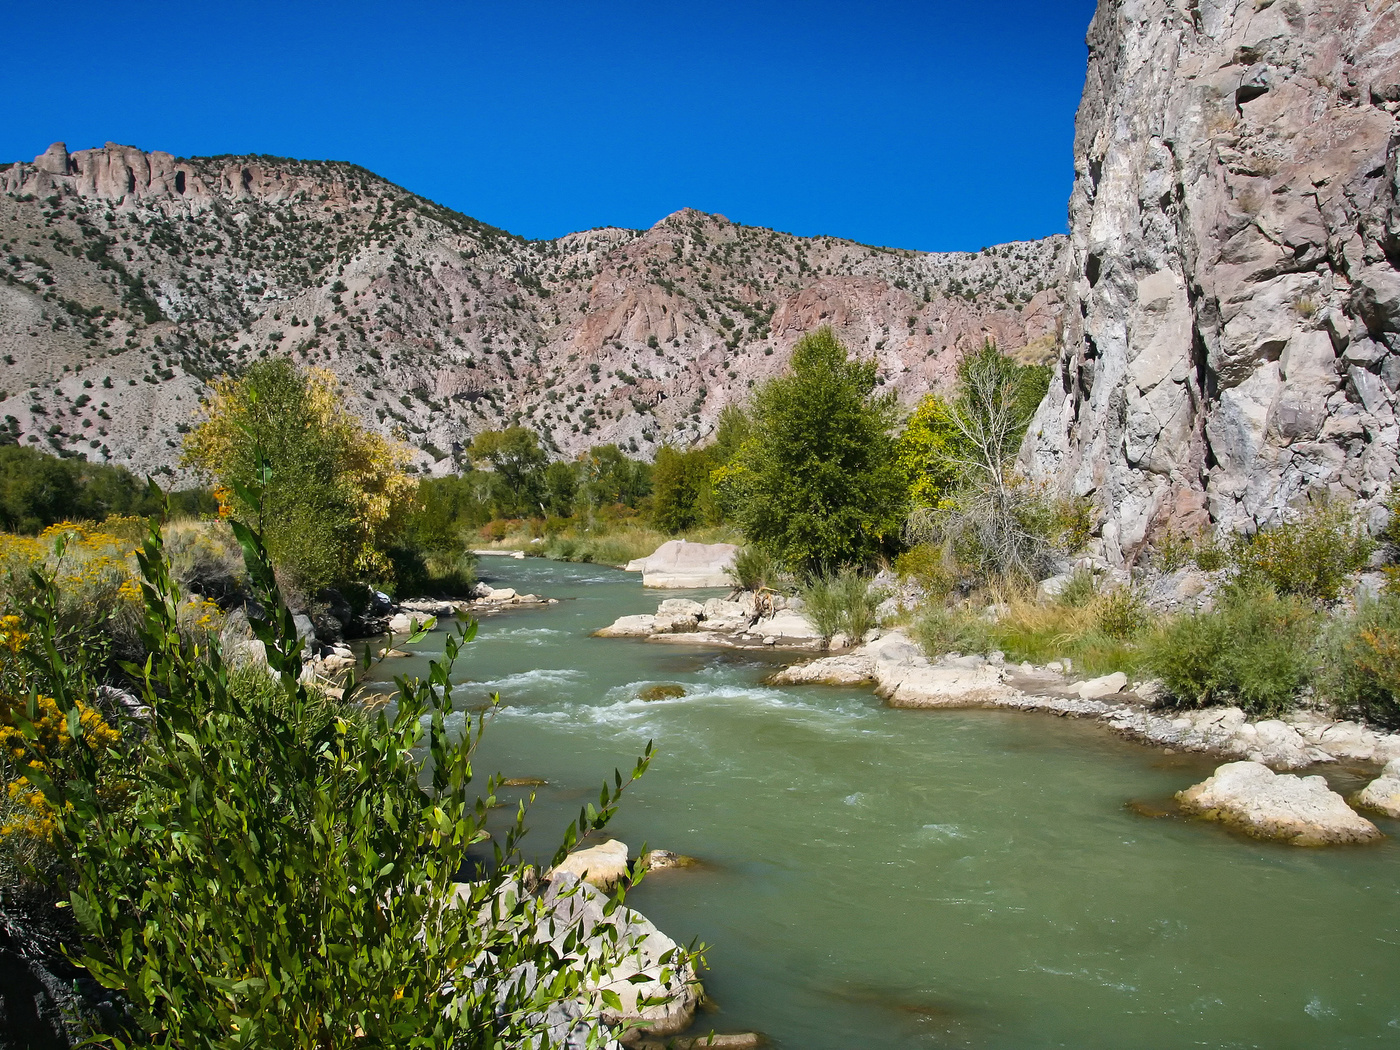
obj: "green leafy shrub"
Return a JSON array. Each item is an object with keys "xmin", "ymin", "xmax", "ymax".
[
  {"xmin": 1056, "ymin": 568, "xmax": 1098, "ymax": 608},
  {"xmin": 1230, "ymin": 501, "xmax": 1371, "ymax": 602},
  {"xmin": 893, "ymin": 543, "xmax": 954, "ymax": 599},
  {"xmin": 1145, "ymin": 583, "xmax": 1318, "ymax": 714},
  {"xmin": 6, "ymin": 503, "xmax": 671, "ymax": 1048},
  {"xmin": 1316, "ymin": 594, "xmax": 1400, "ymax": 729},
  {"xmin": 1094, "ymin": 586, "xmax": 1148, "ymax": 640},
  {"xmin": 912, "ymin": 605, "xmax": 993, "ymax": 658}
]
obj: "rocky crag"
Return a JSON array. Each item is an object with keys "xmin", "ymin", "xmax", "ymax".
[
  {"xmin": 1024, "ymin": 0, "xmax": 1400, "ymax": 561},
  {"xmin": 0, "ymin": 142, "xmax": 1063, "ymax": 477}
]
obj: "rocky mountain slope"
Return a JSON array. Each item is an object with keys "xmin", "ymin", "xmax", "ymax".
[
  {"xmin": 1024, "ymin": 0, "xmax": 1400, "ymax": 561},
  {"xmin": 0, "ymin": 142, "xmax": 1064, "ymax": 477}
]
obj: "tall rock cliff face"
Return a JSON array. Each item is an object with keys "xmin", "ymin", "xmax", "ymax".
[
  {"xmin": 1025, "ymin": 0, "xmax": 1400, "ymax": 562},
  {"xmin": 1, "ymin": 142, "xmax": 1063, "ymax": 477}
]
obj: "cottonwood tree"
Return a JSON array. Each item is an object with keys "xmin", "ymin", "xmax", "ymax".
[{"xmin": 718, "ymin": 327, "xmax": 905, "ymax": 572}]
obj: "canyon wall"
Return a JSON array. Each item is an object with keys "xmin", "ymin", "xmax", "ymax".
[{"xmin": 1025, "ymin": 0, "xmax": 1400, "ymax": 562}]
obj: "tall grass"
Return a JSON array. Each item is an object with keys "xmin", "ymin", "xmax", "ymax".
[
  {"xmin": 913, "ymin": 586, "xmax": 1152, "ymax": 678},
  {"xmin": 800, "ymin": 569, "xmax": 883, "ymax": 643}
]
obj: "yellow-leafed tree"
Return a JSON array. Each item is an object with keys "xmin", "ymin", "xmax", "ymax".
[{"xmin": 183, "ymin": 360, "xmax": 415, "ymax": 592}]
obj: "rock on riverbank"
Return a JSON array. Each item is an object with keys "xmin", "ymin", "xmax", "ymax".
[
  {"xmin": 773, "ymin": 630, "xmax": 1400, "ymax": 771},
  {"xmin": 1353, "ymin": 759, "xmax": 1400, "ymax": 819},
  {"xmin": 1176, "ymin": 762, "xmax": 1382, "ymax": 846}
]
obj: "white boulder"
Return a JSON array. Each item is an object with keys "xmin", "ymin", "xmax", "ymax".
[
  {"xmin": 548, "ymin": 839, "xmax": 632, "ymax": 889},
  {"xmin": 1352, "ymin": 758, "xmax": 1400, "ymax": 819},
  {"xmin": 1077, "ymin": 672, "xmax": 1128, "ymax": 699},
  {"xmin": 631, "ymin": 540, "xmax": 739, "ymax": 588},
  {"xmin": 1176, "ymin": 761, "xmax": 1382, "ymax": 845},
  {"xmin": 594, "ymin": 614, "xmax": 657, "ymax": 638}
]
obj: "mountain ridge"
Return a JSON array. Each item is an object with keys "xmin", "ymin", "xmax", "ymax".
[{"xmin": 1, "ymin": 140, "xmax": 1064, "ymax": 479}]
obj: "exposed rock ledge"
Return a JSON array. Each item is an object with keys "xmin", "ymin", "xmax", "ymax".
[
  {"xmin": 771, "ymin": 630, "xmax": 1400, "ymax": 771},
  {"xmin": 595, "ymin": 595, "xmax": 826, "ymax": 650}
]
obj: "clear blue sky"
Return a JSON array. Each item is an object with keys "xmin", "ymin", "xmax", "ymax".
[{"xmin": 1, "ymin": 1, "xmax": 1096, "ymax": 252}]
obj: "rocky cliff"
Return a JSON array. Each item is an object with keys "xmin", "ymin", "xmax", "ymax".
[
  {"xmin": 1, "ymin": 142, "xmax": 1063, "ymax": 477},
  {"xmin": 1024, "ymin": 0, "xmax": 1400, "ymax": 561}
]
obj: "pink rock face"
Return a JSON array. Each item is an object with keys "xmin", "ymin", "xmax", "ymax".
[{"xmin": 1025, "ymin": 0, "xmax": 1400, "ymax": 561}]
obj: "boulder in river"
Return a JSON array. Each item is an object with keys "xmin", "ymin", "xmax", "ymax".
[
  {"xmin": 627, "ymin": 540, "xmax": 739, "ymax": 588},
  {"xmin": 549, "ymin": 839, "xmax": 632, "ymax": 889},
  {"xmin": 1352, "ymin": 758, "xmax": 1400, "ymax": 818},
  {"xmin": 1176, "ymin": 761, "xmax": 1383, "ymax": 845},
  {"xmin": 542, "ymin": 872, "xmax": 702, "ymax": 1038}
]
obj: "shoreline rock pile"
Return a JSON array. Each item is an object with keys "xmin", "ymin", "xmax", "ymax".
[{"xmin": 766, "ymin": 629, "xmax": 1400, "ymax": 773}]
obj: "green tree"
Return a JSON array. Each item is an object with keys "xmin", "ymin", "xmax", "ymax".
[
  {"xmin": 183, "ymin": 361, "xmax": 416, "ymax": 593},
  {"xmin": 718, "ymin": 327, "xmax": 905, "ymax": 571},
  {"xmin": 468, "ymin": 427, "xmax": 548, "ymax": 517},
  {"xmin": 651, "ymin": 446, "xmax": 714, "ymax": 534},
  {"xmin": 544, "ymin": 460, "xmax": 580, "ymax": 517},
  {"xmin": 582, "ymin": 445, "xmax": 652, "ymax": 510}
]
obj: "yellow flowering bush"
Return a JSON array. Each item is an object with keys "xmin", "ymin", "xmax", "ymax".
[{"xmin": 0, "ymin": 615, "xmax": 120, "ymax": 844}]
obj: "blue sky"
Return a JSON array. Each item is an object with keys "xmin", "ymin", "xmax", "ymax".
[{"xmin": 1, "ymin": 1, "xmax": 1096, "ymax": 252}]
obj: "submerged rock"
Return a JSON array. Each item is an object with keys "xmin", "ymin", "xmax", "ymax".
[
  {"xmin": 1175, "ymin": 762, "xmax": 1382, "ymax": 846},
  {"xmin": 1352, "ymin": 759, "xmax": 1400, "ymax": 819},
  {"xmin": 640, "ymin": 849, "xmax": 701, "ymax": 873},
  {"xmin": 638, "ymin": 683, "xmax": 687, "ymax": 702}
]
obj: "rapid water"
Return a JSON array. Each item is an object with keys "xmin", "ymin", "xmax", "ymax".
[{"xmin": 376, "ymin": 558, "xmax": 1400, "ymax": 1049}]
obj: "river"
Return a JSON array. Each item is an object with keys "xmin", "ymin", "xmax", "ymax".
[{"xmin": 375, "ymin": 557, "xmax": 1400, "ymax": 1049}]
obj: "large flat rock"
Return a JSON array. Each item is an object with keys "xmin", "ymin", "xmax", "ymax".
[
  {"xmin": 629, "ymin": 539, "xmax": 739, "ymax": 588},
  {"xmin": 1176, "ymin": 761, "xmax": 1382, "ymax": 846}
]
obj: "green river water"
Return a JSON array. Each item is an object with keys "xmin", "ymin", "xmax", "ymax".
[{"xmin": 377, "ymin": 557, "xmax": 1400, "ymax": 1049}]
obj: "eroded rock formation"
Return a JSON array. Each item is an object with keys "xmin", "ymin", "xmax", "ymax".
[{"xmin": 1025, "ymin": 0, "xmax": 1400, "ymax": 561}]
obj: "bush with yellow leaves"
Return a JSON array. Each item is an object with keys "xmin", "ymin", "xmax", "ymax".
[{"xmin": 182, "ymin": 358, "xmax": 417, "ymax": 594}]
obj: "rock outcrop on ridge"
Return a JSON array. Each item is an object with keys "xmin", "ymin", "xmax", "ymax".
[
  {"xmin": 0, "ymin": 142, "xmax": 1063, "ymax": 479},
  {"xmin": 1024, "ymin": 0, "xmax": 1400, "ymax": 561}
]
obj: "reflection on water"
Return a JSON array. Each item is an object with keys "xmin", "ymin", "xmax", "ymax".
[{"xmin": 371, "ymin": 556, "xmax": 1400, "ymax": 1050}]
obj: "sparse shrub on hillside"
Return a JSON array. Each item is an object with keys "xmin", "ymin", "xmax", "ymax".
[{"xmin": 1229, "ymin": 501, "xmax": 1372, "ymax": 602}]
